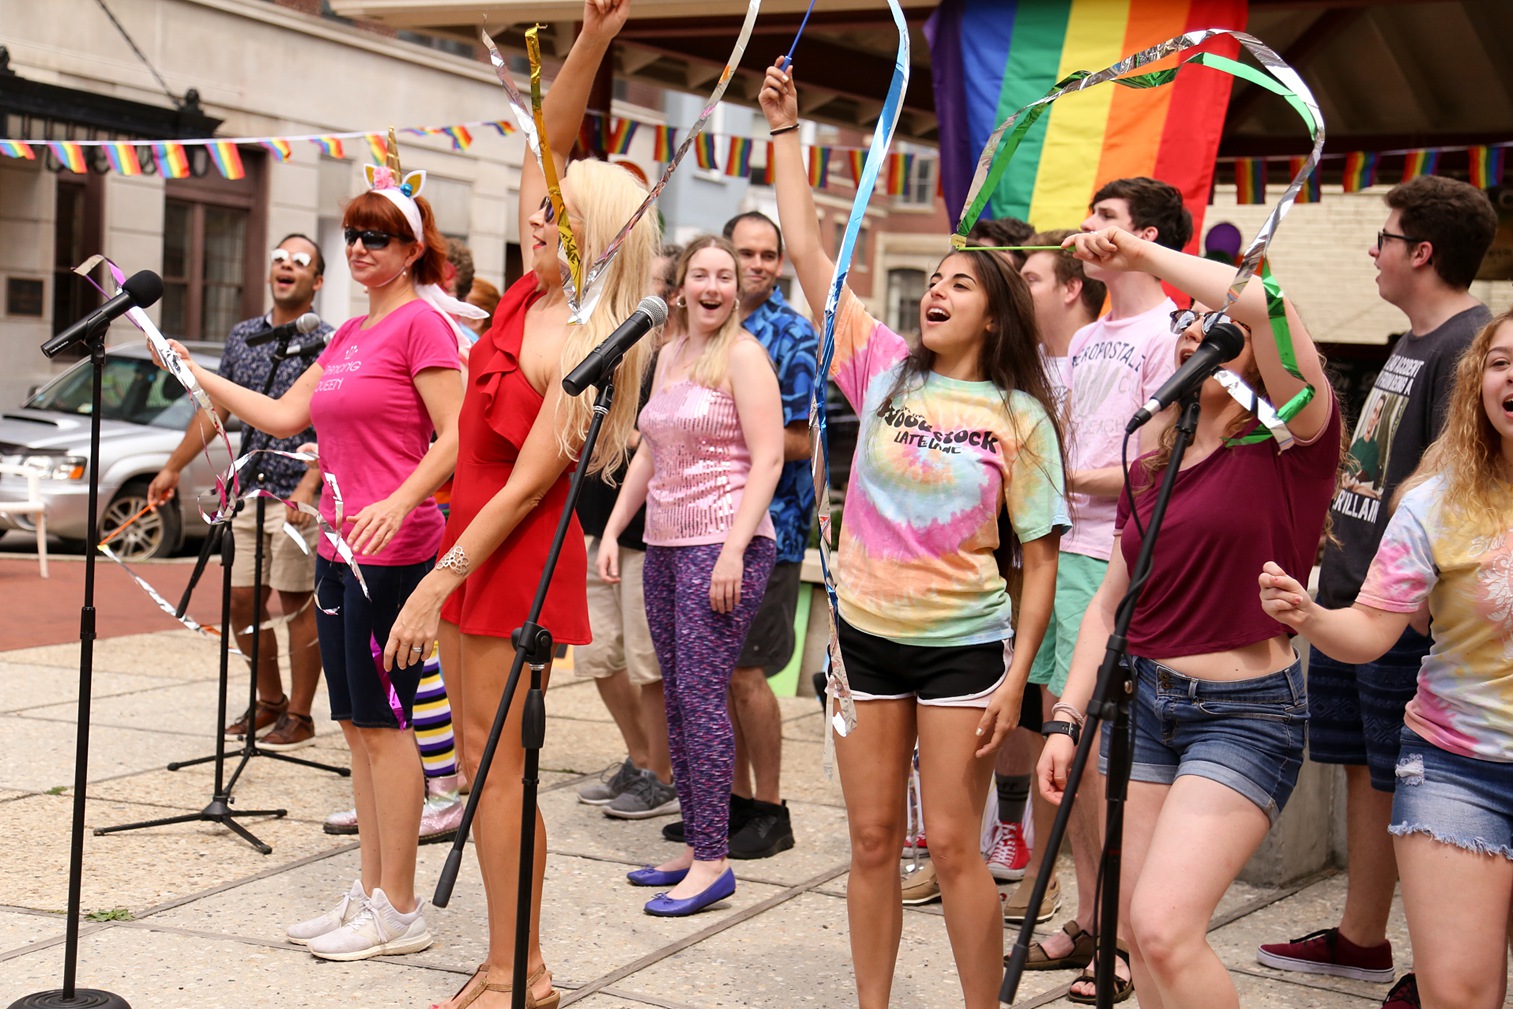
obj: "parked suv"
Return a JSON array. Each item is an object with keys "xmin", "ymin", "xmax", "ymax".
[{"xmin": 0, "ymin": 341, "xmax": 239, "ymax": 560}]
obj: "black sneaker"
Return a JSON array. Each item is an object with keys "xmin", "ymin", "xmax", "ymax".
[
  {"xmin": 661, "ymin": 793, "xmax": 754, "ymax": 843},
  {"xmin": 728, "ymin": 798, "xmax": 794, "ymax": 859}
]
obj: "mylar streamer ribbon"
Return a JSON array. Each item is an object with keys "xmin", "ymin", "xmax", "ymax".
[
  {"xmin": 481, "ymin": 0, "xmax": 762, "ymax": 324},
  {"xmin": 810, "ymin": 0, "xmax": 910, "ymax": 776},
  {"xmin": 954, "ymin": 29, "xmax": 1325, "ymax": 446}
]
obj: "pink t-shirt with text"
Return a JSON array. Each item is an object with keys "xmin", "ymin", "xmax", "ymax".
[
  {"xmin": 310, "ymin": 299, "xmax": 460, "ymax": 566},
  {"xmin": 1061, "ymin": 300, "xmax": 1180, "ymax": 560}
]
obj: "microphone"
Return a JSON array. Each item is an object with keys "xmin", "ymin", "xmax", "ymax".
[
  {"xmin": 245, "ymin": 312, "xmax": 321, "ymax": 347},
  {"xmin": 562, "ymin": 296, "xmax": 668, "ymax": 397},
  {"xmin": 43, "ymin": 270, "xmax": 164, "ymax": 358},
  {"xmin": 1125, "ymin": 320, "xmax": 1247, "ymax": 433},
  {"xmin": 274, "ymin": 333, "xmax": 330, "ymax": 361}
]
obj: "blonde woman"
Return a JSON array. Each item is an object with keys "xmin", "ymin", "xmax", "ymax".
[
  {"xmin": 380, "ymin": 3, "xmax": 657, "ymax": 1007},
  {"xmin": 597, "ymin": 235, "xmax": 784, "ymax": 915}
]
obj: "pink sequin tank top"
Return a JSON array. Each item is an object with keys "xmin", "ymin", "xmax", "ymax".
[{"xmin": 639, "ymin": 377, "xmax": 776, "ymax": 548}]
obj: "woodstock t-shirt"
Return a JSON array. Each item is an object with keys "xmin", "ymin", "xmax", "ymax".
[
  {"xmin": 829, "ymin": 289, "xmax": 1069, "ymax": 647},
  {"xmin": 1356, "ymin": 475, "xmax": 1513, "ymax": 762}
]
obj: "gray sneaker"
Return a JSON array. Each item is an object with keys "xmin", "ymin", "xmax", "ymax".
[
  {"xmin": 577, "ymin": 757, "xmax": 641, "ymax": 805},
  {"xmin": 604, "ymin": 769, "xmax": 680, "ymax": 819}
]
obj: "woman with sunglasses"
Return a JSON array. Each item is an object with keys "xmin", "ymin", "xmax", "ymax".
[
  {"xmin": 1038, "ymin": 226, "xmax": 1340, "ymax": 1009},
  {"xmin": 154, "ymin": 149, "xmax": 478, "ymax": 962},
  {"xmin": 377, "ymin": 3, "xmax": 658, "ymax": 1007}
]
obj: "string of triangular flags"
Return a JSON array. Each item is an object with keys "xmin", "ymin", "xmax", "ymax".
[
  {"xmin": 1229, "ymin": 143, "xmax": 1509, "ymax": 205},
  {"xmin": 0, "ymin": 110, "xmax": 930, "ymax": 196}
]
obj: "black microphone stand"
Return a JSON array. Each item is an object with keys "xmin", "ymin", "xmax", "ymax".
[
  {"xmin": 10, "ymin": 315, "xmax": 131, "ymax": 1009},
  {"xmin": 431, "ymin": 377, "xmax": 619, "ymax": 1009},
  {"xmin": 95, "ymin": 333, "xmax": 344, "ymax": 852},
  {"xmin": 1002, "ymin": 392, "xmax": 1202, "ymax": 1008}
]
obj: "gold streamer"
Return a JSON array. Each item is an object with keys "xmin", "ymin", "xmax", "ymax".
[{"xmin": 525, "ymin": 24, "xmax": 584, "ymax": 302}]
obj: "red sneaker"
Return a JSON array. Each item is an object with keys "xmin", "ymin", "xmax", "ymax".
[
  {"xmin": 987, "ymin": 821, "xmax": 1030, "ymax": 882},
  {"xmin": 1256, "ymin": 928, "xmax": 1394, "ymax": 983},
  {"xmin": 1381, "ymin": 973, "xmax": 1419, "ymax": 1008}
]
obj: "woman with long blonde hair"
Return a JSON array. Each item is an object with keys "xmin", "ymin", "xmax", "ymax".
[
  {"xmin": 380, "ymin": 3, "xmax": 657, "ymax": 1007},
  {"xmin": 1260, "ymin": 310, "xmax": 1513, "ymax": 1009},
  {"xmin": 596, "ymin": 234, "xmax": 785, "ymax": 916}
]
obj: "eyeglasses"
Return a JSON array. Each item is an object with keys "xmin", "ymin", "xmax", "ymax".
[
  {"xmin": 1377, "ymin": 230, "xmax": 1424, "ymax": 252},
  {"xmin": 343, "ymin": 228, "xmax": 398, "ymax": 249},
  {"xmin": 537, "ymin": 196, "xmax": 557, "ymax": 225},
  {"xmin": 270, "ymin": 248, "xmax": 313, "ymax": 268},
  {"xmin": 1169, "ymin": 307, "xmax": 1254, "ymax": 338}
]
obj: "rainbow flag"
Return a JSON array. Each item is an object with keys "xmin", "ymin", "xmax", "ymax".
[
  {"xmin": 694, "ymin": 132, "xmax": 718, "ymax": 171},
  {"xmin": 927, "ymin": 0, "xmax": 1247, "ymax": 241},
  {"xmin": 808, "ymin": 146, "xmax": 831, "ymax": 189},
  {"xmin": 260, "ymin": 138, "xmax": 294, "ymax": 162},
  {"xmin": 0, "ymin": 140, "xmax": 36, "ymax": 159},
  {"xmin": 847, "ymin": 149, "xmax": 866, "ymax": 187},
  {"xmin": 725, "ymin": 136, "xmax": 752, "ymax": 178},
  {"xmin": 47, "ymin": 141, "xmax": 87, "ymax": 174},
  {"xmin": 578, "ymin": 117, "xmax": 604, "ymax": 155},
  {"xmin": 1468, "ymin": 145, "xmax": 1504, "ymax": 190},
  {"xmin": 607, "ymin": 118, "xmax": 638, "ymax": 155},
  {"xmin": 310, "ymin": 136, "xmax": 345, "ymax": 159},
  {"xmin": 1288, "ymin": 155, "xmax": 1319, "ymax": 204},
  {"xmin": 1234, "ymin": 157, "xmax": 1265, "ymax": 205},
  {"xmin": 1401, "ymin": 148, "xmax": 1439, "ymax": 182},
  {"xmin": 487, "ymin": 120, "xmax": 517, "ymax": 137},
  {"xmin": 1341, "ymin": 151, "xmax": 1377, "ymax": 193},
  {"xmin": 759, "ymin": 143, "xmax": 776, "ymax": 186},
  {"xmin": 439, "ymin": 125, "xmax": 472, "ymax": 151},
  {"xmin": 652, "ymin": 125, "xmax": 676, "ymax": 162},
  {"xmin": 206, "ymin": 141, "xmax": 245, "ymax": 180},
  {"xmin": 364, "ymin": 133, "xmax": 387, "ymax": 164},
  {"xmin": 886, "ymin": 152, "xmax": 913, "ymax": 196},
  {"xmin": 103, "ymin": 142, "xmax": 142, "ymax": 176},
  {"xmin": 152, "ymin": 142, "xmax": 190, "ymax": 178}
]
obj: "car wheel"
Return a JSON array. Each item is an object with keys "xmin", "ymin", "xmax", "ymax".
[{"xmin": 100, "ymin": 481, "xmax": 182, "ymax": 560}]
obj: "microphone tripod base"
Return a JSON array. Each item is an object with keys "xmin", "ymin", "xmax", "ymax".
[{"xmin": 8, "ymin": 990, "xmax": 132, "ymax": 1008}]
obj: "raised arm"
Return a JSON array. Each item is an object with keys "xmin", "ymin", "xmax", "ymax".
[
  {"xmin": 1066, "ymin": 228, "xmax": 1334, "ymax": 442},
  {"xmin": 517, "ymin": 0, "xmax": 630, "ymax": 251},
  {"xmin": 759, "ymin": 61, "xmax": 837, "ymax": 319}
]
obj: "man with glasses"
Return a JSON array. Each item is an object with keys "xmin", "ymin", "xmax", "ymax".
[
  {"xmin": 1257, "ymin": 177, "xmax": 1497, "ymax": 1005},
  {"xmin": 149, "ymin": 234, "xmax": 333, "ymax": 751}
]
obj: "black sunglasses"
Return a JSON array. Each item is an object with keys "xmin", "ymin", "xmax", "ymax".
[
  {"xmin": 538, "ymin": 196, "xmax": 557, "ymax": 225},
  {"xmin": 344, "ymin": 228, "xmax": 399, "ymax": 249}
]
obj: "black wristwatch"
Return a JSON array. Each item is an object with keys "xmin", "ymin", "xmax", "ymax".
[{"xmin": 1042, "ymin": 719, "xmax": 1081, "ymax": 745}]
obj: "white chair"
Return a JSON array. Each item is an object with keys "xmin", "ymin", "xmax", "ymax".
[{"xmin": 0, "ymin": 464, "xmax": 49, "ymax": 577}]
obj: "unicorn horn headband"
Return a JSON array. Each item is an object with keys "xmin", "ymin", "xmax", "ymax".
[{"xmin": 364, "ymin": 126, "xmax": 427, "ymax": 243}]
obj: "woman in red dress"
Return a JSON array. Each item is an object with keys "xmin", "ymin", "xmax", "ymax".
[{"xmin": 381, "ymin": 3, "xmax": 658, "ymax": 1007}]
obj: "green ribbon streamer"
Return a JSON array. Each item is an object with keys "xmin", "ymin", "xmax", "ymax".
[{"xmin": 1225, "ymin": 260, "xmax": 1317, "ymax": 446}]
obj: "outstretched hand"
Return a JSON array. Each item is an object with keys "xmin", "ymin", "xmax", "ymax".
[
  {"xmin": 581, "ymin": 0, "xmax": 631, "ymax": 41},
  {"xmin": 758, "ymin": 60, "xmax": 799, "ymax": 132},
  {"xmin": 1062, "ymin": 227, "xmax": 1151, "ymax": 275},
  {"xmin": 1258, "ymin": 560, "xmax": 1312, "ymax": 629},
  {"xmin": 148, "ymin": 338, "xmax": 193, "ymax": 372}
]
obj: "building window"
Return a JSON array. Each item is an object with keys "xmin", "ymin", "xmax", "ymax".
[
  {"xmin": 52, "ymin": 175, "xmax": 104, "ymax": 354},
  {"xmin": 901, "ymin": 155, "xmax": 934, "ymax": 206},
  {"xmin": 159, "ymin": 151, "xmax": 265, "ymax": 341},
  {"xmin": 886, "ymin": 268, "xmax": 926, "ymax": 337}
]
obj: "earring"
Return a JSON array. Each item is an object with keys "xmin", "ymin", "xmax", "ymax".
[{"xmin": 675, "ymin": 296, "xmax": 687, "ymax": 308}]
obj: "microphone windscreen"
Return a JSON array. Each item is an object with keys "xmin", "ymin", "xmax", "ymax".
[
  {"xmin": 296, "ymin": 312, "xmax": 321, "ymax": 334},
  {"xmin": 638, "ymin": 295, "xmax": 669, "ymax": 327},
  {"xmin": 1203, "ymin": 320, "xmax": 1247, "ymax": 360},
  {"xmin": 122, "ymin": 270, "xmax": 164, "ymax": 309}
]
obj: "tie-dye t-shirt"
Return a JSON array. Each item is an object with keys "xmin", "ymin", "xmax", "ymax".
[
  {"xmin": 830, "ymin": 290, "xmax": 1069, "ymax": 647},
  {"xmin": 1356, "ymin": 475, "xmax": 1513, "ymax": 761}
]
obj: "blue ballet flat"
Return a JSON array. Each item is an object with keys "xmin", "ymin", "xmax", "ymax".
[
  {"xmin": 643, "ymin": 867, "xmax": 736, "ymax": 917},
  {"xmin": 626, "ymin": 865, "xmax": 689, "ymax": 887}
]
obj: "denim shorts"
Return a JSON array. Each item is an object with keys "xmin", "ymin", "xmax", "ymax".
[
  {"xmin": 1389, "ymin": 728, "xmax": 1513, "ymax": 860},
  {"xmin": 1099, "ymin": 655, "xmax": 1308, "ymax": 824}
]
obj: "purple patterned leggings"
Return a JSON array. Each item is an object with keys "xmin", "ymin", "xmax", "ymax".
[{"xmin": 643, "ymin": 539, "xmax": 776, "ymax": 861}]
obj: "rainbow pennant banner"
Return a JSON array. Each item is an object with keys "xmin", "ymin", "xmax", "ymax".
[
  {"xmin": 1288, "ymin": 155, "xmax": 1319, "ymax": 204},
  {"xmin": 152, "ymin": 142, "xmax": 190, "ymax": 178},
  {"xmin": 0, "ymin": 139, "xmax": 36, "ymax": 159},
  {"xmin": 1469, "ymin": 145, "xmax": 1505, "ymax": 190},
  {"xmin": 439, "ymin": 125, "xmax": 472, "ymax": 151},
  {"xmin": 364, "ymin": 133, "xmax": 388, "ymax": 164},
  {"xmin": 652, "ymin": 125, "xmax": 676, "ymax": 161},
  {"xmin": 607, "ymin": 118, "xmax": 638, "ymax": 155},
  {"xmin": 310, "ymin": 136, "xmax": 345, "ymax": 159},
  {"xmin": 103, "ymin": 142, "xmax": 142, "ymax": 176},
  {"xmin": 1341, "ymin": 151, "xmax": 1377, "ymax": 193},
  {"xmin": 808, "ymin": 146, "xmax": 831, "ymax": 189},
  {"xmin": 694, "ymin": 132, "xmax": 719, "ymax": 171},
  {"xmin": 928, "ymin": 0, "xmax": 1247, "ymax": 240},
  {"xmin": 760, "ymin": 143, "xmax": 776, "ymax": 186},
  {"xmin": 1234, "ymin": 156, "xmax": 1264, "ymax": 205},
  {"xmin": 260, "ymin": 138, "xmax": 294, "ymax": 162},
  {"xmin": 886, "ymin": 152, "xmax": 913, "ymax": 196},
  {"xmin": 47, "ymin": 141, "xmax": 87, "ymax": 174},
  {"xmin": 725, "ymin": 136, "xmax": 753, "ymax": 178},
  {"xmin": 1401, "ymin": 148, "xmax": 1439, "ymax": 182},
  {"xmin": 487, "ymin": 120, "xmax": 517, "ymax": 137},
  {"xmin": 847, "ymin": 149, "xmax": 866, "ymax": 186},
  {"xmin": 207, "ymin": 141, "xmax": 245, "ymax": 180}
]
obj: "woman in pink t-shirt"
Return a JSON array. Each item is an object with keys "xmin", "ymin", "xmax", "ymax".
[
  {"xmin": 159, "ymin": 177, "xmax": 467, "ymax": 963},
  {"xmin": 1039, "ymin": 228, "xmax": 1340, "ymax": 1009}
]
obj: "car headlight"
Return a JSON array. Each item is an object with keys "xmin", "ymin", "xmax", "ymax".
[{"xmin": 22, "ymin": 454, "xmax": 88, "ymax": 481}]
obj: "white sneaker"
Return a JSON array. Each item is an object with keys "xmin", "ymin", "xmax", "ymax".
[
  {"xmin": 286, "ymin": 879, "xmax": 365, "ymax": 945},
  {"xmin": 307, "ymin": 886, "xmax": 433, "ymax": 961}
]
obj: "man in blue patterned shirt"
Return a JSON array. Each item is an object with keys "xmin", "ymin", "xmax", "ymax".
[
  {"xmin": 721, "ymin": 211, "xmax": 818, "ymax": 858},
  {"xmin": 149, "ymin": 235, "xmax": 332, "ymax": 751}
]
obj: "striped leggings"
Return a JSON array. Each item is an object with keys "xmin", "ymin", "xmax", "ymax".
[{"xmin": 643, "ymin": 539, "xmax": 776, "ymax": 861}]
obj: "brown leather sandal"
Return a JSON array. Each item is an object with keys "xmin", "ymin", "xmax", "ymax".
[
  {"xmin": 452, "ymin": 965, "xmax": 558, "ymax": 1009},
  {"xmin": 1067, "ymin": 944, "xmax": 1133, "ymax": 1004},
  {"xmin": 430, "ymin": 963, "xmax": 487, "ymax": 1009},
  {"xmin": 1023, "ymin": 920, "xmax": 1096, "ymax": 971}
]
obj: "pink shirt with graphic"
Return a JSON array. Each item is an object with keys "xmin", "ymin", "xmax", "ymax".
[
  {"xmin": 1062, "ymin": 300, "xmax": 1180, "ymax": 560},
  {"xmin": 310, "ymin": 299, "xmax": 460, "ymax": 566}
]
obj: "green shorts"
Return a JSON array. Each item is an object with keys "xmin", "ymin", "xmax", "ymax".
[{"xmin": 1028, "ymin": 551, "xmax": 1108, "ymax": 698}]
